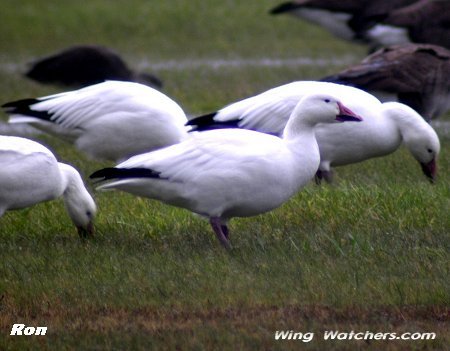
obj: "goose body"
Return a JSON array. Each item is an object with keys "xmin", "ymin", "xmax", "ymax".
[
  {"xmin": 187, "ymin": 81, "xmax": 440, "ymax": 182},
  {"xmin": 270, "ymin": 0, "xmax": 367, "ymax": 41},
  {"xmin": 25, "ymin": 45, "xmax": 162, "ymax": 89},
  {"xmin": 0, "ymin": 136, "xmax": 96, "ymax": 236},
  {"xmin": 91, "ymin": 94, "xmax": 362, "ymax": 248},
  {"xmin": 272, "ymin": 4, "xmax": 355, "ymax": 41},
  {"xmin": 2, "ymin": 81, "xmax": 188, "ymax": 162},
  {"xmin": 366, "ymin": 0, "xmax": 450, "ymax": 49},
  {"xmin": 314, "ymin": 102, "xmax": 439, "ymax": 181},
  {"xmin": 270, "ymin": 0, "xmax": 417, "ymax": 47},
  {"xmin": 322, "ymin": 43, "xmax": 450, "ymax": 120}
]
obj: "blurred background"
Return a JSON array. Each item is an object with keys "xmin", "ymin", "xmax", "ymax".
[{"xmin": 0, "ymin": 0, "xmax": 369, "ymax": 115}]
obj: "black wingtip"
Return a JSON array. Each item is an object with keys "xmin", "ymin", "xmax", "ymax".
[
  {"xmin": 90, "ymin": 167, "xmax": 162, "ymax": 181},
  {"xmin": 1, "ymin": 98, "xmax": 53, "ymax": 121},
  {"xmin": 186, "ymin": 112, "xmax": 218, "ymax": 132},
  {"xmin": 269, "ymin": 2, "xmax": 301, "ymax": 15},
  {"xmin": 186, "ymin": 111, "xmax": 217, "ymax": 125},
  {"xmin": 2, "ymin": 98, "xmax": 40, "ymax": 110},
  {"xmin": 186, "ymin": 112, "xmax": 242, "ymax": 132}
]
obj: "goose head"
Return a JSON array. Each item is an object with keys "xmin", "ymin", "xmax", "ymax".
[
  {"xmin": 383, "ymin": 102, "xmax": 440, "ymax": 182},
  {"xmin": 59, "ymin": 163, "xmax": 97, "ymax": 237},
  {"xmin": 406, "ymin": 129, "xmax": 440, "ymax": 182},
  {"xmin": 284, "ymin": 94, "xmax": 363, "ymax": 138},
  {"xmin": 70, "ymin": 198, "xmax": 97, "ymax": 238}
]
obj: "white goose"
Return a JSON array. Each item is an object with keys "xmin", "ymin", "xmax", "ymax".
[
  {"xmin": 2, "ymin": 81, "xmax": 188, "ymax": 162},
  {"xmin": 187, "ymin": 81, "xmax": 440, "ymax": 182},
  {"xmin": 90, "ymin": 94, "xmax": 362, "ymax": 248},
  {"xmin": 0, "ymin": 136, "xmax": 97, "ymax": 236}
]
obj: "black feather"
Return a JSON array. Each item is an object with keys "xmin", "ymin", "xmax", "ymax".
[
  {"xmin": 24, "ymin": 45, "xmax": 163, "ymax": 89},
  {"xmin": 1, "ymin": 98, "xmax": 54, "ymax": 121},
  {"xmin": 25, "ymin": 46, "xmax": 133, "ymax": 87},
  {"xmin": 186, "ymin": 112, "xmax": 241, "ymax": 132},
  {"xmin": 90, "ymin": 167, "xmax": 162, "ymax": 181}
]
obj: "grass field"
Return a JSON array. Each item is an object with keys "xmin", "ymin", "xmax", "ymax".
[{"xmin": 0, "ymin": 1, "xmax": 449, "ymax": 350}]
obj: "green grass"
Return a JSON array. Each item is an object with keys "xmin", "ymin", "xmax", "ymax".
[{"xmin": 0, "ymin": 1, "xmax": 449, "ymax": 350}]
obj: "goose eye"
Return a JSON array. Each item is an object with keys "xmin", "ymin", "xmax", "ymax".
[
  {"xmin": 427, "ymin": 148, "xmax": 433, "ymax": 153},
  {"xmin": 324, "ymin": 99, "xmax": 330, "ymax": 103}
]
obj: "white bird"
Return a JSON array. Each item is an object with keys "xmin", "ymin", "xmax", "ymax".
[
  {"xmin": 0, "ymin": 136, "xmax": 97, "ymax": 236},
  {"xmin": 90, "ymin": 94, "xmax": 362, "ymax": 248},
  {"xmin": 187, "ymin": 81, "xmax": 440, "ymax": 182},
  {"xmin": 2, "ymin": 81, "xmax": 188, "ymax": 162}
]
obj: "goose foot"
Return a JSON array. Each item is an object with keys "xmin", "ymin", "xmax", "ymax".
[{"xmin": 315, "ymin": 169, "xmax": 333, "ymax": 184}]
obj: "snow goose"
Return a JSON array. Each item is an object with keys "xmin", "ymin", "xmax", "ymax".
[
  {"xmin": 187, "ymin": 81, "xmax": 440, "ymax": 182},
  {"xmin": 0, "ymin": 136, "xmax": 96, "ymax": 236},
  {"xmin": 25, "ymin": 45, "xmax": 162, "ymax": 89},
  {"xmin": 2, "ymin": 81, "xmax": 188, "ymax": 162},
  {"xmin": 322, "ymin": 43, "xmax": 450, "ymax": 120},
  {"xmin": 90, "ymin": 94, "xmax": 362, "ymax": 248},
  {"xmin": 314, "ymin": 102, "xmax": 440, "ymax": 182},
  {"xmin": 366, "ymin": 0, "xmax": 450, "ymax": 50}
]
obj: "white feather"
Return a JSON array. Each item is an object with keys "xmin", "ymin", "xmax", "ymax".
[
  {"xmin": 5, "ymin": 81, "xmax": 188, "ymax": 162},
  {"xmin": 193, "ymin": 81, "xmax": 440, "ymax": 179},
  {"xmin": 0, "ymin": 136, "xmax": 97, "ymax": 233}
]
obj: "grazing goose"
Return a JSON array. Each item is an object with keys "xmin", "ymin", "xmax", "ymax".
[
  {"xmin": 2, "ymin": 81, "xmax": 188, "ymax": 162},
  {"xmin": 314, "ymin": 102, "xmax": 440, "ymax": 182},
  {"xmin": 322, "ymin": 44, "xmax": 450, "ymax": 120},
  {"xmin": 25, "ymin": 45, "xmax": 163, "ymax": 89},
  {"xmin": 269, "ymin": 0, "xmax": 417, "ymax": 47},
  {"xmin": 90, "ymin": 94, "xmax": 362, "ymax": 248},
  {"xmin": 187, "ymin": 81, "xmax": 440, "ymax": 182},
  {"xmin": 0, "ymin": 136, "xmax": 96, "ymax": 236},
  {"xmin": 366, "ymin": 0, "xmax": 450, "ymax": 49}
]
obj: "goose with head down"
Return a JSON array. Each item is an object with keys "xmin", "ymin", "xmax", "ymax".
[
  {"xmin": 187, "ymin": 81, "xmax": 440, "ymax": 183},
  {"xmin": 0, "ymin": 136, "xmax": 97, "ymax": 237},
  {"xmin": 91, "ymin": 93, "xmax": 362, "ymax": 248}
]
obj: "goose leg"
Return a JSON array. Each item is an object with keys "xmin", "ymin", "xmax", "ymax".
[
  {"xmin": 221, "ymin": 224, "xmax": 229, "ymax": 239},
  {"xmin": 314, "ymin": 170, "xmax": 323, "ymax": 185},
  {"xmin": 209, "ymin": 217, "xmax": 231, "ymax": 249},
  {"xmin": 315, "ymin": 169, "xmax": 333, "ymax": 184}
]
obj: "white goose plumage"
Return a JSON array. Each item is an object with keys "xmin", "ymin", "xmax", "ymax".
[
  {"xmin": 0, "ymin": 136, "xmax": 97, "ymax": 236},
  {"xmin": 90, "ymin": 93, "xmax": 362, "ymax": 248},
  {"xmin": 187, "ymin": 81, "xmax": 440, "ymax": 182},
  {"xmin": 2, "ymin": 81, "xmax": 188, "ymax": 162}
]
